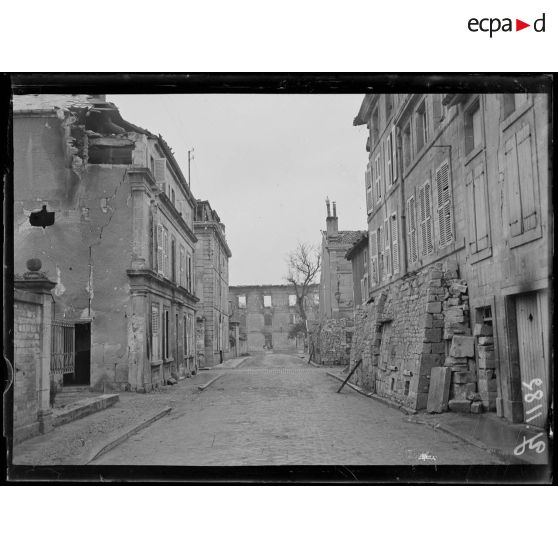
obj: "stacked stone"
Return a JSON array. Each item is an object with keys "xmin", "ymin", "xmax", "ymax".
[
  {"xmin": 350, "ymin": 305, "xmax": 377, "ymax": 391},
  {"xmin": 317, "ymin": 318, "xmax": 353, "ymax": 365},
  {"xmin": 474, "ymin": 322, "xmax": 497, "ymax": 411}
]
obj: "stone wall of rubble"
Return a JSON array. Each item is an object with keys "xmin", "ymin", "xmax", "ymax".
[
  {"xmin": 348, "ymin": 260, "xmax": 487, "ymax": 413},
  {"xmin": 312, "ymin": 318, "xmax": 354, "ymax": 366}
]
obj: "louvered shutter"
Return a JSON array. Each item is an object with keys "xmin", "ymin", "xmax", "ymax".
[
  {"xmin": 386, "ymin": 134, "xmax": 393, "ymax": 186},
  {"xmin": 391, "ymin": 213, "xmax": 400, "ymax": 274},
  {"xmin": 407, "ymin": 196, "xmax": 418, "ymax": 263},
  {"xmin": 365, "ymin": 163, "xmax": 373, "ymax": 211},
  {"xmin": 154, "ymin": 158, "xmax": 167, "ymax": 191},
  {"xmin": 378, "ymin": 225, "xmax": 384, "ymax": 280},
  {"xmin": 370, "ymin": 230, "xmax": 378, "ymax": 285},
  {"xmin": 163, "ymin": 228, "xmax": 169, "ymax": 277},
  {"xmin": 391, "ymin": 128, "xmax": 398, "ymax": 182},
  {"xmin": 436, "ymin": 162, "xmax": 453, "ymax": 247},
  {"xmin": 179, "ymin": 246, "xmax": 185, "ymax": 287},
  {"xmin": 424, "ymin": 182, "xmax": 434, "ymax": 254},
  {"xmin": 419, "ymin": 187, "xmax": 427, "ymax": 255},
  {"xmin": 473, "ymin": 165, "xmax": 489, "ymax": 251},
  {"xmin": 156, "ymin": 223, "xmax": 163, "ymax": 274},
  {"xmin": 384, "ymin": 218, "xmax": 391, "ymax": 276},
  {"xmin": 516, "ymin": 124, "xmax": 537, "ymax": 231}
]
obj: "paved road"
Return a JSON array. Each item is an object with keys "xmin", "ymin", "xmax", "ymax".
[{"xmin": 94, "ymin": 352, "xmax": 502, "ymax": 465}]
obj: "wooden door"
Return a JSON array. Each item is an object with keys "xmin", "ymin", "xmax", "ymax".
[{"xmin": 516, "ymin": 292, "xmax": 549, "ymax": 428}]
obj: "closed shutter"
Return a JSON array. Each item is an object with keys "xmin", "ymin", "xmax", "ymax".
[
  {"xmin": 391, "ymin": 128, "xmax": 398, "ymax": 182},
  {"xmin": 504, "ymin": 135, "xmax": 522, "ymax": 237},
  {"xmin": 365, "ymin": 163, "xmax": 373, "ymax": 211},
  {"xmin": 391, "ymin": 213, "xmax": 400, "ymax": 275},
  {"xmin": 163, "ymin": 228, "xmax": 169, "ymax": 277},
  {"xmin": 378, "ymin": 225, "xmax": 384, "ymax": 280},
  {"xmin": 465, "ymin": 170, "xmax": 476, "ymax": 252},
  {"xmin": 154, "ymin": 158, "xmax": 167, "ymax": 192},
  {"xmin": 473, "ymin": 165, "xmax": 489, "ymax": 251},
  {"xmin": 386, "ymin": 134, "xmax": 393, "ymax": 186},
  {"xmin": 375, "ymin": 155, "xmax": 382, "ymax": 201},
  {"xmin": 156, "ymin": 223, "xmax": 163, "ymax": 274},
  {"xmin": 179, "ymin": 246, "xmax": 185, "ymax": 287},
  {"xmin": 516, "ymin": 124, "xmax": 537, "ymax": 231},
  {"xmin": 370, "ymin": 230, "xmax": 378, "ymax": 284},
  {"xmin": 436, "ymin": 161, "xmax": 453, "ymax": 247},
  {"xmin": 424, "ymin": 182, "xmax": 434, "ymax": 254},
  {"xmin": 407, "ymin": 196, "xmax": 418, "ymax": 263},
  {"xmin": 384, "ymin": 218, "xmax": 391, "ymax": 277}
]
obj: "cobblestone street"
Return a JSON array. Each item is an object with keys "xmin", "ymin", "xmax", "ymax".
[{"xmin": 94, "ymin": 353, "xmax": 502, "ymax": 465}]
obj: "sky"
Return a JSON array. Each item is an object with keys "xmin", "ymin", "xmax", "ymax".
[{"xmin": 110, "ymin": 94, "xmax": 369, "ymax": 285}]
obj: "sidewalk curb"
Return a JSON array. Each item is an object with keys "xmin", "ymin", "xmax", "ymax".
[
  {"xmin": 406, "ymin": 416, "xmax": 527, "ymax": 465},
  {"xmin": 326, "ymin": 371, "xmax": 417, "ymax": 415},
  {"xmin": 209, "ymin": 356, "xmax": 250, "ymax": 370},
  {"xmin": 85, "ymin": 407, "xmax": 172, "ymax": 464},
  {"xmin": 198, "ymin": 373, "xmax": 225, "ymax": 391}
]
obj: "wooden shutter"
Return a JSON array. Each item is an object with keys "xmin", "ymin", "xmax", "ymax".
[
  {"xmin": 391, "ymin": 213, "xmax": 399, "ymax": 275},
  {"xmin": 179, "ymin": 246, "xmax": 185, "ymax": 287},
  {"xmin": 370, "ymin": 230, "xmax": 378, "ymax": 284},
  {"xmin": 436, "ymin": 161, "xmax": 453, "ymax": 246},
  {"xmin": 151, "ymin": 304, "xmax": 160, "ymax": 360},
  {"xmin": 156, "ymin": 223, "xmax": 163, "ymax": 274},
  {"xmin": 386, "ymin": 134, "xmax": 393, "ymax": 186},
  {"xmin": 163, "ymin": 228, "xmax": 169, "ymax": 277},
  {"xmin": 424, "ymin": 182, "xmax": 434, "ymax": 254},
  {"xmin": 504, "ymin": 135, "xmax": 522, "ymax": 237},
  {"xmin": 384, "ymin": 218, "xmax": 391, "ymax": 276},
  {"xmin": 516, "ymin": 124, "xmax": 537, "ymax": 231},
  {"xmin": 407, "ymin": 196, "xmax": 418, "ymax": 263},
  {"xmin": 365, "ymin": 163, "xmax": 373, "ymax": 211},
  {"xmin": 473, "ymin": 165, "xmax": 489, "ymax": 251},
  {"xmin": 378, "ymin": 225, "xmax": 384, "ymax": 280},
  {"xmin": 391, "ymin": 128, "xmax": 398, "ymax": 182},
  {"xmin": 465, "ymin": 170, "xmax": 476, "ymax": 252},
  {"xmin": 154, "ymin": 158, "xmax": 167, "ymax": 191}
]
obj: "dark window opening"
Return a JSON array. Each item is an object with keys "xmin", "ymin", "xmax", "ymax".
[
  {"xmin": 404, "ymin": 380, "xmax": 410, "ymax": 396},
  {"xmin": 464, "ymin": 99, "xmax": 482, "ymax": 154},
  {"xmin": 403, "ymin": 123, "xmax": 412, "ymax": 168},
  {"xmin": 415, "ymin": 101, "xmax": 428, "ymax": 152}
]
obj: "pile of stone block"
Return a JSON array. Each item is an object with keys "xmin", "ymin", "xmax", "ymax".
[{"xmin": 474, "ymin": 322, "xmax": 497, "ymax": 411}]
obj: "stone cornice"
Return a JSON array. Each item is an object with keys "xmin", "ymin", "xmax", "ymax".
[
  {"xmin": 193, "ymin": 220, "xmax": 232, "ymax": 257},
  {"xmin": 127, "ymin": 268, "xmax": 199, "ymax": 305},
  {"xmin": 159, "ymin": 193, "xmax": 198, "ymax": 244}
]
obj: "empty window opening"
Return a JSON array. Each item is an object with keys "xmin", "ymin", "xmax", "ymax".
[
  {"xmin": 404, "ymin": 380, "xmax": 410, "ymax": 396},
  {"xmin": 263, "ymin": 295, "xmax": 272, "ymax": 308},
  {"xmin": 402, "ymin": 123, "xmax": 412, "ymax": 168},
  {"xmin": 415, "ymin": 101, "xmax": 428, "ymax": 152},
  {"xmin": 288, "ymin": 294, "xmax": 297, "ymax": 307},
  {"xmin": 238, "ymin": 295, "xmax": 247, "ymax": 308}
]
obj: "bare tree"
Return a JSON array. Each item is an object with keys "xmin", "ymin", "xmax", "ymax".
[{"xmin": 285, "ymin": 242, "xmax": 321, "ymax": 339}]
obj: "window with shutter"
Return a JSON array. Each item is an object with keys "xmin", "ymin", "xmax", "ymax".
[
  {"xmin": 391, "ymin": 213, "xmax": 400, "ymax": 275},
  {"xmin": 156, "ymin": 223, "xmax": 164, "ymax": 274},
  {"xmin": 504, "ymin": 135, "xmax": 522, "ymax": 237},
  {"xmin": 386, "ymin": 134, "xmax": 393, "ymax": 187},
  {"xmin": 435, "ymin": 161, "xmax": 454, "ymax": 247},
  {"xmin": 365, "ymin": 164, "xmax": 373, "ymax": 212},
  {"xmin": 162, "ymin": 227, "xmax": 169, "ymax": 277},
  {"xmin": 473, "ymin": 165, "xmax": 490, "ymax": 251},
  {"xmin": 151, "ymin": 304, "xmax": 160, "ymax": 361},
  {"xmin": 370, "ymin": 230, "xmax": 378, "ymax": 285},
  {"xmin": 378, "ymin": 225, "xmax": 384, "ymax": 280},
  {"xmin": 384, "ymin": 218, "xmax": 391, "ymax": 277},
  {"xmin": 516, "ymin": 124, "xmax": 537, "ymax": 232},
  {"xmin": 374, "ymin": 155, "xmax": 382, "ymax": 202},
  {"xmin": 154, "ymin": 158, "xmax": 167, "ymax": 191},
  {"xmin": 424, "ymin": 182, "xmax": 434, "ymax": 254},
  {"xmin": 407, "ymin": 196, "xmax": 418, "ymax": 263},
  {"xmin": 391, "ymin": 127, "xmax": 398, "ymax": 182},
  {"xmin": 179, "ymin": 245, "xmax": 185, "ymax": 287}
]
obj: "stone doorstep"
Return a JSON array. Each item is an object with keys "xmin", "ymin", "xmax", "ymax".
[{"xmin": 52, "ymin": 394, "xmax": 119, "ymax": 428}]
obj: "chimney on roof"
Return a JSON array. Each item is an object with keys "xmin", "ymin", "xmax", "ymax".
[
  {"xmin": 325, "ymin": 197, "xmax": 331, "ymax": 218},
  {"xmin": 326, "ymin": 200, "xmax": 338, "ymax": 237}
]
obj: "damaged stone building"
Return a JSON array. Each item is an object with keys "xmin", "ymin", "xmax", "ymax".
[
  {"xmin": 194, "ymin": 200, "xmax": 232, "ymax": 367},
  {"xmin": 312, "ymin": 200, "xmax": 364, "ymax": 365},
  {"xmin": 229, "ymin": 284, "xmax": 319, "ymax": 354},
  {"xmin": 13, "ymin": 94, "xmax": 200, "ymax": 393},
  {"xmin": 350, "ymin": 93, "xmax": 550, "ymax": 427}
]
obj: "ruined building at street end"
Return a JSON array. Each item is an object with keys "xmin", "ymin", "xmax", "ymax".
[
  {"xmin": 12, "ymin": 94, "xmax": 228, "ymax": 404},
  {"xmin": 350, "ymin": 93, "xmax": 550, "ymax": 427},
  {"xmin": 229, "ymin": 284, "xmax": 319, "ymax": 355},
  {"xmin": 310, "ymin": 200, "xmax": 365, "ymax": 366},
  {"xmin": 194, "ymin": 200, "xmax": 232, "ymax": 367}
]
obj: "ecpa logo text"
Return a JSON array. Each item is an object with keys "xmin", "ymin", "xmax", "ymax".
[{"xmin": 468, "ymin": 13, "xmax": 545, "ymax": 37}]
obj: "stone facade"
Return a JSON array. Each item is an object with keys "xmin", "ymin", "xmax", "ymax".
[
  {"xmin": 352, "ymin": 91, "xmax": 550, "ymax": 424},
  {"xmin": 229, "ymin": 284, "xmax": 319, "ymax": 354},
  {"xmin": 13, "ymin": 94, "xmax": 199, "ymax": 393},
  {"xmin": 194, "ymin": 200, "xmax": 232, "ymax": 367},
  {"xmin": 315, "ymin": 199, "xmax": 364, "ymax": 366}
]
